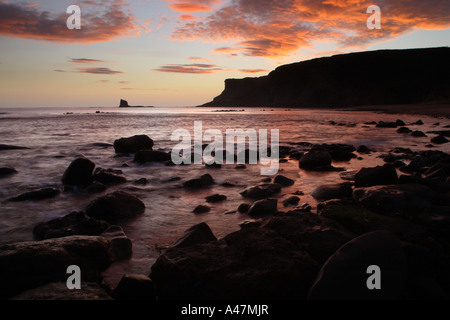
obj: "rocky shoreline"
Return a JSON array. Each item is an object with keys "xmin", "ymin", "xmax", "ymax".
[{"xmin": 1, "ymin": 117, "xmax": 450, "ymax": 300}]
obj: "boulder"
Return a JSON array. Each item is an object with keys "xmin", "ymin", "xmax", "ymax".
[
  {"xmin": 11, "ymin": 282, "xmax": 112, "ymax": 300},
  {"xmin": 0, "ymin": 236, "xmax": 112, "ymax": 299},
  {"xmin": 0, "ymin": 167, "xmax": 18, "ymax": 178},
  {"xmin": 193, "ymin": 205, "xmax": 211, "ymax": 214},
  {"xmin": 0, "ymin": 144, "xmax": 28, "ymax": 150},
  {"xmin": 205, "ymin": 194, "xmax": 227, "ymax": 203},
  {"xmin": 134, "ymin": 150, "xmax": 171, "ymax": 163},
  {"xmin": 112, "ymin": 274, "xmax": 156, "ymax": 300},
  {"xmin": 356, "ymin": 145, "xmax": 372, "ymax": 154},
  {"xmin": 85, "ymin": 191, "xmax": 145, "ymax": 223},
  {"xmin": 431, "ymin": 135, "xmax": 449, "ymax": 144},
  {"xmin": 62, "ymin": 158, "xmax": 95, "ymax": 186},
  {"xmin": 33, "ymin": 211, "xmax": 109, "ymax": 240},
  {"xmin": 411, "ymin": 131, "xmax": 427, "ymax": 137},
  {"xmin": 183, "ymin": 174, "xmax": 215, "ymax": 189},
  {"xmin": 8, "ymin": 187, "xmax": 60, "ymax": 202},
  {"xmin": 283, "ymin": 196, "xmax": 300, "ymax": 207},
  {"xmin": 376, "ymin": 121, "xmax": 398, "ymax": 128},
  {"xmin": 353, "ymin": 183, "xmax": 436, "ymax": 216},
  {"xmin": 171, "ymin": 223, "xmax": 218, "ymax": 248},
  {"xmin": 113, "ymin": 135, "xmax": 154, "ymax": 154},
  {"xmin": 311, "ymin": 183, "xmax": 353, "ymax": 201},
  {"xmin": 237, "ymin": 203, "xmax": 251, "ymax": 213},
  {"xmin": 93, "ymin": 168, "xmax": 126, "ymax": 185},
  {"xmin": 299, "ymin": 149, "xmax": 332, "ymax": 171},
  {"xmin": 308, "ymin": 231, "xmax": 407, "ymax": 300},
  {"xmin": 101, "ymin": 225, "xmax": 132, "ymax": 261},
  {"xmin": 354, "ymin": 164, "xmax": 398, "ymax": 188},
  {"xmin": 397, "ymin": 127, "xmax": 412, "ymax": 134},
  {"xmin": 247, "ymin": 199, "xmax": 278, "ymax": 217},
  {"xmin": 240, "ymin": 183, "xmax": 281, "ymax": 199},
  {"xmin": 274, "ymin": 175, "xmax": 295, "ymax": 187}
]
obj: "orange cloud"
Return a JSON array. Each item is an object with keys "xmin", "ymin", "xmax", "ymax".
[
  {"xmin": 0, "ymin": 1, "xmax": 138, "ymax": 43},
  {"xmin": 166, "ymin": 0, "xmax": 221, "ymax": 13},
  {"xmin": 238, "ymin": 69, "xmax": 268, "ymax": 73},
  {"xmin": 172, "ymin": 0, "xmax": 450, "ymax": 57}
]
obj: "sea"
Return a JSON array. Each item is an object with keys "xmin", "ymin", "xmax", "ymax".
[{"xmin": 1, "ymin": 106, "xmax": 449, "ymax": 287}]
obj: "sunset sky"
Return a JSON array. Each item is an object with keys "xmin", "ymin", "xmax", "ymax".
[{"xmin": 0, "ymin": 0, "xmax": 449, "ymax": 108}]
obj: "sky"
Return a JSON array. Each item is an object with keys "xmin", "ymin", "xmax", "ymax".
[{"xmin": 0, "ymin": 0, "xmax": 449, "ymax": 108}]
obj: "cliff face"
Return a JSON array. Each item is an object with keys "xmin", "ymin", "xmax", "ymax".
[{"xmin": 203, "ymin": 47, "xmax": 450, "ymax": 108}]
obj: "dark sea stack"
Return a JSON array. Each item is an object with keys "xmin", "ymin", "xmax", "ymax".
[
  {"xmin": 0, "ymin": 236, "xmax": 112, "ymax": 299},
  {"xmin": 354, "ymin": 164, "xmax": 398, "ymax": 188},
  {"xmin": 62, "ymin": 158, "xmax": 95, "ymax": 186},
  {"xmin": 114, "ymin": 135, "xmax": 154, "ymax": 154},
  {"xmin": 119, "ymin": 99, "xmax": 129, "ymax": 108},
  {"xmin": 33, "ymin": 211, "xmax": 109, "ymax": 240},
  {"xmin": 134, "ymin": 150, "xmax": 170, "ymax": 163},
  {"xmin": 308, "ymin": 231, "xmax": 407, "ymax": 300},
  {"xmin": 171, "ymin": 223, "xmax": 218, "ymax": 249},
  {"xmin": 85, "ymin": 191, "xmax": 145, "ymax": 223},
  {"xmin": 112, "ymin": 274, "xmax": 156, "ymax": 300},
  {"xmin": 299, "ymin": 149, "xmax": 332, "ymax": 171},
  {"xmin": 203, "ymin": 47, "xmax": 450, "ymax": 108},
  {"xmin": 8, "ymin": 187, "xmax": 60, "ymax": 202},
  {"xmin": 0, "ymin": 167, "xmax": 18, "ymax": 178}
]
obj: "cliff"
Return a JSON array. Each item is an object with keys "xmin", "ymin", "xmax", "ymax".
[{"xmin": 203, "ymin": 47, "xmax": 450, "ymax": 108}]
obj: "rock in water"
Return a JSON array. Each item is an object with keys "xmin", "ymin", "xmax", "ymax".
[
  {"xmin": 308, "ymin": 231, "xmax": 407, "ymax": 300},
  {"xmin": 93, "ymin": 168, "xmax": 126, "ymax": 185},
  {"xmin": 119, "ymin": 99, "xmax": 129, "ymax": 108},
  {"xmin": 171, "ymin": 223, "xmax": 217, "ymax": 248},
  {"xmin": 183, "ymin": 174, "xmax": 215, "ymax": 189},
  {"xmin": 134, "ymin": 150, "xmax": 171, "ymax": 163},
  {"xmin": 112, "ymin": 274, "xmax": 156, "ymax": 300},
  {"xmin": 311, "ymin": 183, "xmax": 353, "ymax": 201},
  {"xmin": 0, "ymin": 167, "xmax": 18, "ymax": 178},
  {"xmin": 85, "ymin": 191, "xmax": 145, "ymax": 223},
  {"xmin": 274, "ymin": 175, "xmax": 295, "ymax": 187},
  {"xmin": 240, "ymin": 183, "xmax": 282, "ymax": 199},
  {"xmin": 0, "ymin": 236, "xmax": 112, "ymax": 299},
  {"xmin": 205, "ymin": 194, "xmax": 227, "ymax": 203},
  {"xmin": 33, "ymin": 211, "xmax": 109, "ymax": 240},
  {"xmin": 62, "ymin": 158, "xmax": 95, "ymax": 186},
  {"xmin": 8, "ymin": 187, "xmax": 60, "ymax": 202},
  {"xmin": 354, "ymin": 164, "xmax": 398, "ymax": 188},
  {"xmin": 299, "ymin": 149, "xmax": 333, "ymax": 171},
  {"xmin": 114, "ymin": 135, "xmax": 154, "ymax": 154},
  {"xmin": 247, "ymin": 199, "xmax": 278, "ymax": 217}
]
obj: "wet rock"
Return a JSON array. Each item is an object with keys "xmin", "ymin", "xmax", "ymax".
[
  {"xmin": 239, "ymin": 219, "xmax": 263, "ymax": 229},
  {"xmin": 134, "ymin": 150, "xmax": 171, "ymax": 163},
  {"xmin": 205, "ymin": 162, "xmax": 222, "ymax": 169},
  {"xmin": 112, "ymin": 274, "xmax": 156, "ymax": 300},
  {"xmin": 62, "ymin": 158, "xmax": 95, "ymax": 186},
  {"xmin": 396, "ymin": 119, "xmax": 406, "ymax": 126},
  {"xmin": 353, "ymin": 183, "xmax": 436, "ymax": 216},
  {"xmin": 354, "ymin": 164, "xmax": 398, "ymax": 188},
  {"xmin": 183, "ymin": 174, "xmax": 215, "ymax": 189},
  {"xmin": 413, "ymin": 120, "xmax": 424, "ymax": 125},
  {"xmin": 274, "ymin": 175, "xmax": 295, "ymax": 187},
  {"xmin": 247, "ymin": 199, "xmax": 278, "ymax": 218},
  {"xmin": 431, "ymin": 135, "xmax": 449, "ymax": 144},
  {"xmin": 206, "ymin": 194, "xmax": 227, "ymax": 203},
  {"xmin": 85, "ymin": 181, "xmax": 107, "ymax": 193},
  {"xmin": 238, "ymin": 203, "xmax": 251, "ymax": 213},
  {"xmin": 0, "ymin": 236, "xmax": 112, "ymax": 299},
  {"xmin": 397, "ymin": 127, "xmax": 412, "ymax": 134},
  {"xmin": 8, "ymin": 187, "xmax": 60, "ymax": 202},
  {"xmin": 93, "ymin": 168, "xmax": 126, "ymax": 185},
  {"xmin": 339, "ymin": 170, "xmax": 358, "ymax": 181},
  {"xmin": 11, "ymin": 282, "xmax": 112, "ymax": 300},
  {"xmin": 85, "ymin": 191, "xmax": 145, "ymax": 223},
  {"xmin": 308, "ymin": 231, "xmax": 407, "ymax": 300},
  {"xmin": 0, "ymin": 144, "xmax": 28, "ymax": 150},
  {"xmin": 357, "ymin": 145, "xmax": 372, "ymax": 154},
  {"xmin": 171, "ymin": 222, "xmax": 217, "ymax": 249},
  {"xmin": 193, "ymin": 205, "xmax": 210, "ymax": 214},
  {"xmin": 311, "ymin": 183, "xmax": 353, "ymax": 201},
  {"xmin": 101, "ymin": 225, "xmax": 132, "ymax": 261},
  {"xmin": 292, "ymin": 203, "xmax": 312, "ymax": 213},
  {"xmin": 113, "ymin": 135, "xmax": 154, "ymax": 154},
  {"xmin": 0, "ymin": 167, "xmax": 18, "ymax": 178},
  {"xmin": 33, "ymin": 211, "xmax": 109, "ymax": 240},
  {"xmin": 299, "ymin": 149, "xmax": 332, "ymax": 170},
  {"xmin": 376, "ymin": 121, "xmax": 398, "ymax": 128},
  {"xmin": 411, "ymin": 130, "xmax": 427, "ymax": 137},
  {"xmin": 427, "ymin": 130, "xmax": 450, "ymax": 137},
  {"xmin": 283, "ymin": 196, "xmax": 300, "ymax": 207},
  {"xmin": 240, "ymin": 183, "xmax": 281, "ymax": 199}
]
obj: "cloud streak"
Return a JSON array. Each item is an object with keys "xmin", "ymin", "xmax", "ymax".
[
  {"xmin": 155, "ymin": 63, "xmax": 225, "ymax": 74},
  {"xmin": 75, "ymin": 67, "xmax": 123, "ymax": 75}
]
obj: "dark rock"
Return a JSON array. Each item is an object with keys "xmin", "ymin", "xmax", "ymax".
[
  {"xmin": 183, "ymin": 174, "xmax": 215, "ymax": 189},
  {"xmin": 133, "ymin": 178, "xmax": 148, "ymax": 185},
  {"xmin": 289, "ymin": 151, "xmax": 305, "ymax": 160},
  {"xmin": 11, "ymin": 282, "xmax": 112, "ymax": 300},
  {"xmin": 292, "ymin": 203, "xmax": 312, "ymax": 213},
  {"xmin": 397, "ymin": 127, "xmax": 412, "ymax": 134},
  {"xmin": 396, "ymin": 119, "xmax": 406, "ymax": 126},
  {"xmin": 33, "ymin": 211, "xmax": 109, "ymax": 240},
  {"xmin": 238, "ymin": 203, "xmax": 251, "ymax": 213},
  {"xmin": 376, "ymin": 121, "xmax": 398, "ymax": 128},
  {"xmin": 205, "ymin": 162, "xmax": 222, "ymax": 169},
  {"xmin": 354, "ymin": 164, "xmax": 398, "ymax": 188},
  {"xmin": 393, "ymin": 160, "xmax": 406, "ymax": 168},
  {"xmin": 308, "ymin": 231, "xmax": 407, "ymax": 300},
  {"xmin": 431, "ymin": 135, "xmax": 449, "ymax": 144},
  {"xmin": 247, "ymin": 199, "xmax": 278, "ymax": 217},
  {"xmin": 93, "ymin": 168, "xmax": 126, "ymax": 185},
  {"xmin": 119, "ymin": 99, "xmax": 129, "ymax": 108},
  {"xmin": 0, "ymin": 144, "xmax": 28, "ymax": 150},
  {"xmin": 206, "ymin": 194, "xmax": 227, "ymax": 203},
  {"xmin": 356, "ymin": 145, "xmax": 372, "ymax": 154},
  {"xmin": 193, "ymin": 205, "xmax": 210, "ymax": 214},
  {"xmin": 353, "ymin": 183, "xmax": 437, "ymax": 216},
  {"xmin": 411, "ymin": 130, "xmax": 427, "ymax": 137},
  {"xmin": 114, "ymin": 135, "xmax": 154, "ymax": 154},
  {"xmin": 235, "ymin": 164, "xmax": 247, "ymax": 169},
  {"xmin": 85, "ymin": 191, "xmax": 145, "ymax": 223},
  {"xmin": 62, "ymin": 158, "xmax": 95, "ymax": 186},
  {"xmin": 0, "ymin": 236, "xmax": 112, "ymax": 299},
  {"xmin": 413, "ymin": 120, "xmax": 424, "ymax": 125},
  {"xmin": 134, "ymin": 150, "xmax": 171, "ymax": 163},
  {"xmin": 339, "ymin": 170, "xmax": 358, "ymax": 181},
  {"xmin": 101, "ymin": 225, "xmax": 132, "ymax": 261},
  {"xmin": 0, "ymin": 167, "xmax": 18, "ymax": 178},
  {"xmin": 299, "ymin": 149, "xmax": 332, "ymax": 170},
  {"xmin": 112, "ymin": 274, "xmax": 156, "ymax": 300},
  {"xmin": 311, "ymin": 183, "xmax": 353, "ymax": 201},
  {"xmin": 171, "ymin": 223, "xmax": 217, "ymax": 248},
  {"xmin": 8, "ymin": 187, "xmax": 60, "ymax": 202},
  {"xmin": 85, "ymin": 181, "xmax": 107, "ymax": 193},
  {"xmin": 283, "ymin": 196, "xmax": 300, "ymax": 207},
  {"xmin": 274, "ymin": 175, "xmax": 295, "ymax": 187},
  {"xmin": 240, "ymin": 183, "xmax": 281, "ymax": 199},
  {"xmin": 427, "ymin": 130, "xmax": 450, "ymax": 137},
  {"xmin": 239, "ymin": 219, "xmax": 263, "ymax": 229}
]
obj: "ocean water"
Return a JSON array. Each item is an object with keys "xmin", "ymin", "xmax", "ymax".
[{"xmin": 1, "ymin": 106, "xmax": 449, "ymax": 287}]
